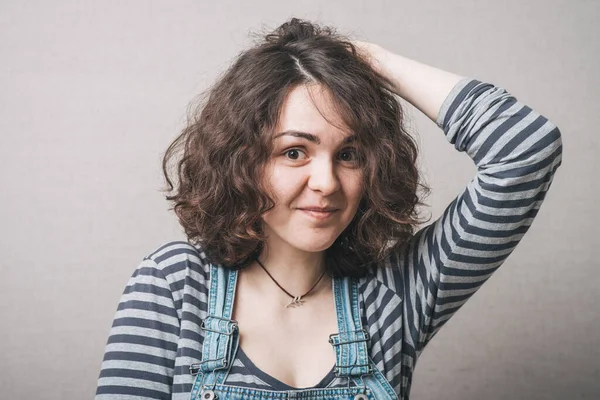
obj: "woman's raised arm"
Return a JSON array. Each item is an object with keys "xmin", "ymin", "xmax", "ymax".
[
  {"xmin": 355, "ymin": 42, "xmax": 563, "ymax": 357},
  {"xmin": 353, "ymin": 41, "xmax": 464, "ymax": 122}
]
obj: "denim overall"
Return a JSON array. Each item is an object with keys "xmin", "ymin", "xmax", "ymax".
[{"xmin": 189, "ymin": 265, "xmax": 399, "ymax": 400}]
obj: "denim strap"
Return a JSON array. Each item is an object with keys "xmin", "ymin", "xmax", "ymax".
[
  {"xmin": 197, "ymin": 265, "xmax": 239, "ymax": 384},
  {"xmin": 329, "ymin": 276, "xmax": 371, "ymax": 377}
]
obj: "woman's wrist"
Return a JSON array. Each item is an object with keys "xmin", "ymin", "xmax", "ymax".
[{"xmin": 355, "ymin": 41, "xmax": 465, "ymax": 122}]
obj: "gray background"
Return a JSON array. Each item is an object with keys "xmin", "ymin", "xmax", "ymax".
[{"xmin": 0, "ymin": 0, "xmax": 597, "ymax": 399}]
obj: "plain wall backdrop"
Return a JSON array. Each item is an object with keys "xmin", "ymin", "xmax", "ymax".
[{"xmin": 0, "ymin": 0, "xmax": 597, "ymax": 399}]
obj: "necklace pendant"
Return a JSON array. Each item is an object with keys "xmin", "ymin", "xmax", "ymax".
[{"xmin": 286, "ymin": 296, "xmax": 305, "ymax": 308}]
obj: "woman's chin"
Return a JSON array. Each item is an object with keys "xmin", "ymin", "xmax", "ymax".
[{"xmin": 291, "ymin": 236, "xmax": 339, "ymax": 253}]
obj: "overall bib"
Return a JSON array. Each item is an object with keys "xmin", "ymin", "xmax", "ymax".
[{"xmin": 189, "ymin": 265, "xmax": 399, "ymax": 400}]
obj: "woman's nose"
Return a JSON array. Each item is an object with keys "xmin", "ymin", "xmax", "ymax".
[{"xmin": 307, "ymin": 160, "xmax": 341, "ymax": 195}]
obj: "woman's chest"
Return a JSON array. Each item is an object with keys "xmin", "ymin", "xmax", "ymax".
[{"xmin": 231, "ymin": 289, "xmax": 339, "ymax": 389}]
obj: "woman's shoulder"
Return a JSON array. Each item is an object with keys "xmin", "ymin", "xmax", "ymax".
[
  {"xmin": 135, "ymin": 240, "xmax": 212, "ymax": 295},
  {"xmin": 144, "ymin": 240, "xmax": 209, "ymax": 266},
  {"xmin": 356, "ymin": 252, "xmax": 408, "ymax": 301}
]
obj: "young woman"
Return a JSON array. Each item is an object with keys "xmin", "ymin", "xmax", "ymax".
[{"xmin": 96, "ymin": 18, "xmax": 563, "ymax": 400}]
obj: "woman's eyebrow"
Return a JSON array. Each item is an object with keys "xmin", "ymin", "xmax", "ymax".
[{"xmin": 273, "ymin": 130, "xmax": 357, "ymax": 145}]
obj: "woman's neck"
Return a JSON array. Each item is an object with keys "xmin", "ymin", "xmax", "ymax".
[{"xmin": 246, "ymin": 245, "xmax": 329, "ymax": 298}]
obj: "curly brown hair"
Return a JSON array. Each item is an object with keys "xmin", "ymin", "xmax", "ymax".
[{"xmin": 162, "ymin": 18, "xmax": 431, "ymax": 277}]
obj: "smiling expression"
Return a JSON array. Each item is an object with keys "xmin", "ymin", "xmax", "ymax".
[{"xmin": 260, "ymin": 83, "xmax": 365, "ymax": 254}]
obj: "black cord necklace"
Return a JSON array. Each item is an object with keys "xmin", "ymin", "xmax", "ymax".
[{"xmin": 255, "ymin": 258, "xmax": 327, "ymax": 308}]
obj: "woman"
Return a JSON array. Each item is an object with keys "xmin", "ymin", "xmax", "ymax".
[{"xmin": 96, "ymin": 18, "xmax": 563, "ymax": 400}]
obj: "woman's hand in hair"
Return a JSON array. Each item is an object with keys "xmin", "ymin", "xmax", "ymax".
[
  {"xmin": 352, "ymin": 40, "xmax": 464, "ymax": 123},
  {"xmin": 352, "ymin": 41, "xmax": 397, "ymax": 93}
]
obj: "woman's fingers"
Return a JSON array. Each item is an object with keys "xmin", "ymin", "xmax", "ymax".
[{"xmin": 352, "ymin": 40, "xmax": 397, "ymax": 92}]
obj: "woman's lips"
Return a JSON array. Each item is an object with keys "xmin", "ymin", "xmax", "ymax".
[{"xmin": 299, "ymin": 209, "xmax": 338, "ymax": 220}]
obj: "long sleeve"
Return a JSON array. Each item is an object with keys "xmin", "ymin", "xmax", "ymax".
[
  {"xmin": 96, "ymin": 257, "xmax": 181, "ymax": 399},
  {"xmin": 378, "ymin": 78, "xmax": 563, "ymax": 357}
]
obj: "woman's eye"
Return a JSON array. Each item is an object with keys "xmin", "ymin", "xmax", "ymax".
[
  {"xmin": 339, "ymin": 149, "xmax": 361, "ymax": 163},
  {"xmin": 284, "ymin": 149, "xmax": 306, "ymax": 160}
]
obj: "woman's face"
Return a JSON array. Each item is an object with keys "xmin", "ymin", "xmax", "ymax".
[{"xmin": 261, "ymin": 84, "xmax": 364, "ymax": 254}]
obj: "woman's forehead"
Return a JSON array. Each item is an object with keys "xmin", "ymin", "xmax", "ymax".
[{"xmin": 274, "ymin": 84, "xmax": 351, "ymax": 140}]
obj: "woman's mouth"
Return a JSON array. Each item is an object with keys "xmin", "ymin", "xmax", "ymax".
[{"xmin": 299, "ymin": 209, "xmax": 338, "ymax": 220}]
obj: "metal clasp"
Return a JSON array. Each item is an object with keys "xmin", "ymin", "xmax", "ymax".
[{"xmin": 200, "ymin": 389, "xmax": 217, "ymax": 400}]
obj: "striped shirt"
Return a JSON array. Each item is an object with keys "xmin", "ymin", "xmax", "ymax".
[{"xmin": 95, "ymin": 78, "xmax": 563, "ymax": 399}]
